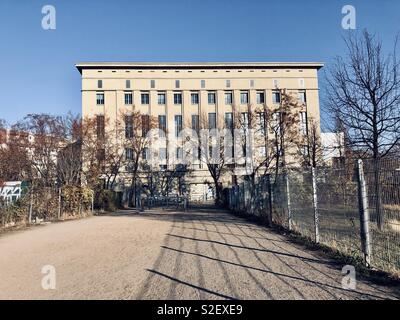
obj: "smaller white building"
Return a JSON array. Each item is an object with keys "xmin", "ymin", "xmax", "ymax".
[{"xmin": 321, "ymin": 132, "xmax": 345, "ymax": 165}]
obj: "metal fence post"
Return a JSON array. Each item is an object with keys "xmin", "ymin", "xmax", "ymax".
[
  {"xmin": 312, "ymin": 167, "xmax": 320, "ymax": 243},
  {"xmin": 244, "ymin": 182, "xmax": 249, "ymax": 210},
  {"xmin": 58, "ymin": 187, "xmax": 61, "ymax": 220},
  {"xmin": 91, "ymin": 190, "xmax": 94, "ymax": 213},
  {"xmin": 29, "ymin": 192, "xmax": 33, "ymax": 224},
  {"xmin": 356, "ymin": 159, "xmax": 372, "ymax": 267},
  {"xmin": 285, "ymin": 171, "xmax": 292, "ymax": 230},
  {"xmin": 235, "ymin": 185, "xmax": 239, "ymax": 211},
  {"xmin": 266, "ymin": 174, "xmax": 273, "ymax": 226}
]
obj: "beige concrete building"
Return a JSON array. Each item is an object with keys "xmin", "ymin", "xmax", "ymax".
[{"xmin": 76, "ymin": 62, "xmax": 324, "ymax": 201}]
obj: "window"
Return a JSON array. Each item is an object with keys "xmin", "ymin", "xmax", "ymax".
[
  {"xmin": 258, "ymin": 112, "xmax": 266, "ymax": 135},
  {"xmin": 175, "ymin": 80, "xmax": 180, "ymax": 89},
  {"xmin": 259, "ymin": 146, "xmax": 266, "ymax": 157},
  {"xmin": 158, "ymin": 92, "xmax": 166, "ymax": 105},
  {"xmin": 208, "ymin": 92, "xmax": 216, "ymax": 104},
  {"xmin": 191, "ymin": 92, "xmax": 199, "ymax": 104},
  {"xmin": 142, "ymin": 147, "xmax": 149, "ymax": 160},
  {"xmin": 142, "ymin": 115, "xmax": 150, "ymax": 137},
  {"xmin": 191, "ymin": 114, "xmax": 199, "ymax": 133},
  {"xmin": 125, "ymin": 115, "xmax": 133, "ymax": 138},
  {"xmin": 97, "ymin": 148, "xmax": 105, "ymax": 161},
  {"xmin": 150, "ymin": 80, "xmax": 155, "ymax": 88},
  {"xmin": 242, "ymin": 143, "xmax": 247, "ymax": 157},
  {"xmin": 272, "ymin": 112, "xmax": 281, "ymax": 133},
  {"xmin": 209, "ymin": 146, "xmax": 214, "ymax": 158},
  {"xmin": 176, "ymin": 147, "xmax": 183, "ymax": 159},
  {"xmin": 160, "ymin": 164, "xmax": 167, "ymax": 170},
  {"xmin": 124, "ymin": 92, "xmax": 132, "ymax": 105},
  {"xmin": 225, "ymin": 91, "xmax": 233, "ymax": 104},
  {"xmin": 96, "ymin": 115, "xmax": 105, "ymax": 138},
  {"xmin": 301, "ymin": 145, "xmax": 308, "ymax": 157},
  {"xmin": 141, "ymin": 92, "xmax": 149, "ymax": 105},
  {"xmin": 272, "ymin": 90, "xmax": 281, "ymax": 104},
  {"xmin": 125, "ymin": 148, "xmax": 133, "ymax": 160},
  {"xmin": 197, "ymin": 146, "xmax": 201, "ymax": 160},
  {"xmin": 97, "ymin": 80, "xmax": 103, "ymax": 88},
  {"xmin": 158, "ymin": 115, "xmax": 166, "ymax": 137},
  {"xmin": 225, "ymin": 112, "xmax": 233, "ymax": 130},
  {"xmin": 226, "ymin": 80, "xmax": 231, "ymax": 88},
  {"xmin": 174, "ymin": 92, "xmax": 182, "ymax": 105},
  {"xmin": 208, "ymin": 113, "xmax": 216, "ymax": 129},
  {"xmin": 159, "ymin": 148, "xmax": 167, "ymax": 160},
  {"xmin": 96, "ymin": 93, "xmax": 104, "ymax": 105},
  {"xmin": 298, "ymin": 90, "xmax": 306, "ymax": 104},
  {"xmin": 175, "ymin": 115, "xmax": 182, "ymax": 137},
  {"xmin": 241, "ymin": 112, "xmax": 249, "ymax": 130},
  {"xmin": 201, "ymin": 80, "xmax": 206, "ymax": 88},
  {"xmin": 300, "ymin": 111, "xmax": 307, "ymax": 135},
  {"xmin": 126, "ymin": 80, "xmax": 131, "ymax": 89},
  {"xmin": 256, "ymin": 91, "xmax": 265, "ymax": 104},
  {"xmin": 240, "ymin": 91, "xmax": 249, "ymax": 104}
]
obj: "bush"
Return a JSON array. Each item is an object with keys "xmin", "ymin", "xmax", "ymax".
[
  {"xmin": 62, "ymin": 186, "xmax": 92, "ymax": 216},
  {"xmin": 95, "ymin": 189, "xmax": 118, "ymax": 211}
]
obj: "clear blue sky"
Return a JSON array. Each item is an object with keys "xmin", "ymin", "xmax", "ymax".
[{"xmin": 0, "ymin": 0, "xmax": 399, "ymax": 125}]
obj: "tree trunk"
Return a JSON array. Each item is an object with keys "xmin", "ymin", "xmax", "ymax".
[{"xmin": 213, "ymin": 177, "xmax": 222, "ymax": 206}]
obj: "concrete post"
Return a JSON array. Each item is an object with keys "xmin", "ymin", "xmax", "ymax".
[
  {"xmin": 356, "ymin": 159, "xmax": 372, "ymax": 267},
  {"xmin": 285, "ymin": 172, "xmax": 292, "ymax": 230},
  {"xmin": 312, "ymin": 167, "xmax": 320, "ymax": 243}
]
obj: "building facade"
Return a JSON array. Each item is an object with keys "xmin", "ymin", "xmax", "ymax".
[{"xmin": 76, "ymin": 62, "xmax": 323, "ymax": 201}]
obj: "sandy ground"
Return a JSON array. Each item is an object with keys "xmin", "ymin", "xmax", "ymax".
[{"xmin": 0, "ymin": 207, "xmax": 399, "ymax": 300}]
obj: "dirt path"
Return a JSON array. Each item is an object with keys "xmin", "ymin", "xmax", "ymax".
[{"xmin": 0, "ymin": 207, "xmax": 398, "ymax": 300}]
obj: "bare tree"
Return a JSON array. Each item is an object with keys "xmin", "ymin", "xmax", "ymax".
[
  {"xmin": 326, "ymin": 30, "xmax": 400, "ymax": 229},
  {"xmin": 232, "ymin": 91, "xmax": 303, "ymax": 220},
  {"xmin": 56, "ymin": 113, "xmax": 82, "ymax": 186},
  {"xmin": 267, "ymin": 90, "xmax": 303, "ymax": 181},
  {"xmin": 81, "ymin": 115, "xmax": 125, "ymax": 192},
  {"xmin": 0, "ymin": 127, "xmax": 31, "ymax": 182},
  {"xmin": 15, "ymin": 114, "xmax": 68, "ymax": 187},
  {"xmin": 184, "ymin": 112, "xmax": 229, "ymax": 206},
  {"xmin": 299, "ymin": 117, "xmax": 324, "ymax": 168},
  {"xmin": 121, "ymin": 110, "xmax": 157, "ymax": 207}
]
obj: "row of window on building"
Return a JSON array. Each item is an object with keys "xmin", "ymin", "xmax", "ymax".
[
  {"xmin": 96, "ymin": 90, "xmax": 307, "ymax": 106},
  {"xmin": 96, "ymin": 109, "xmax": 307, "ymax": 165},
  {"xmin": 97, "ymin": 78, "xmax": 304, "ymax": 91},
  {"xmin": 112, "ymin": 110, "xmax": 308, "ymax": 141},
  {"xmin": 124, "ymin": 146, "xmax": 180, "ymax": 162}
]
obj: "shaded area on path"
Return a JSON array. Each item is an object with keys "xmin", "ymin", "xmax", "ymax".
[{"xmin": 0, "ymin": 206, "xmax": 399, "ymax": 300}]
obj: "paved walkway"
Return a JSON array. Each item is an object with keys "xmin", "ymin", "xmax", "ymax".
[{"xmin": 0, "ymin": 207, "xmax": 398, "ymax": 300}]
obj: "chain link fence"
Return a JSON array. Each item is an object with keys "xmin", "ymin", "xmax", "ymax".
[
  {"xmin": 363, "ymin": 158, "xmax": 400, "ymax": 273},
  {"xmin": 226, "ymin": 157, "xmax": 400, "ymax": 275},
  {"xmin": 1, "ymin": 185, "xmax": 94, "ymax": 229}
]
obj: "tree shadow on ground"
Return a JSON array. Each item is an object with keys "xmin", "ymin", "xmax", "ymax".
[{"xmin": 130, "ymin": 207, "xmax": 400, "ymax": 300}]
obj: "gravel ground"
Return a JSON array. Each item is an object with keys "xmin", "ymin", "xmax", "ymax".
[{"xmin": 0, "ymin": 207, "xmax": 399, "ymax": 300}]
